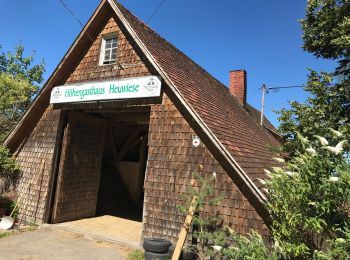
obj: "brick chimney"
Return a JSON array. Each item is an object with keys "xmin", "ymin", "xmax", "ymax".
[{"xmin": 229, "ymin": 70, "xmax": 247, "ymax": 105}]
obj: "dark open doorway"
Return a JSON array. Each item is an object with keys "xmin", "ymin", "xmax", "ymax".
[
  {"xmin": 49, "ymin": 108, "xmax": 150, "ymax": 224},
  {"xmin": 95, "ymin": 108, "xmax": 150, "ymax": 222}
]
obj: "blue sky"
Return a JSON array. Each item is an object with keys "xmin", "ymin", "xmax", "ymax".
[{"xmin": 1, "ymin": 0, "xmax": 336, "ymax": 126}]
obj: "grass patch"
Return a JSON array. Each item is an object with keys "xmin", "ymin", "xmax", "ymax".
[
  {"xmin": 27, "ymin": 224, "xmax": 37, "ymax": 232},
  {"xmin": 127, "ymin": 249, "xmax": 144, "ymax": 260},
  {"xmin": 0, "ymin": 232, "xmax": 12, "ymax": 238},
  {"xmin": 0, "ymin": 223, "xmax": 38, "ymax": 239}
]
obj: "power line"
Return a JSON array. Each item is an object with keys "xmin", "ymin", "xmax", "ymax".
[
  {"xmin": 58, "ymin": 0, "xmax": 94, "ymax": 43},
  {"xmin": 267, "ymin": 85, "xmax": 303, "ymax": 93},
  {"xmin": 58, "ymin": 0, "xmax": 84, "ymax": 27},
  {"xmin": 271, "ymin": 85, "xmax": 304, "ymax": 89},
  {"xmin": 146, "ymin": 0, "xmax": 167, "ymax": 24}
]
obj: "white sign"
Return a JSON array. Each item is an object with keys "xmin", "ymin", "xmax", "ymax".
[
  {"xmin": 192, "ymin": 136, "xmax": 201, "ymax": 147},
  {"xmin": 50, "ymin": 76, "xmax": 161, "ymax": 104}
]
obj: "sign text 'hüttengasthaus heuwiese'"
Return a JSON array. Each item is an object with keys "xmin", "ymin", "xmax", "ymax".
[{"xmin": 50, "ymin": 76, "xmax": 161, "ymax": 104}]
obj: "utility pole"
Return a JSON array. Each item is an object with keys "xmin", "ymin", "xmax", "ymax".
[
  {"xmin": 260, "ymin": 84, "xmax": 267, "ymax": 126},
  {"xmin": 259, "ymin": 84, "xmax": 302, "ymax": 127}
]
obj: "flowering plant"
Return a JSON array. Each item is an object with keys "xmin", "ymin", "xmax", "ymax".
[{"xmin": 263, "ymin": 130, "xmax": 350, "ymax": 258}]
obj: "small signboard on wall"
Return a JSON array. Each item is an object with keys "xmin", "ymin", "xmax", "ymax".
[
  {"xmin": 50, "ymin": 76, "xmax": 161, "ymax": 104},
  {"xmin": 192, "ymin": 136, "xmax": 201, "ymax": 147}
]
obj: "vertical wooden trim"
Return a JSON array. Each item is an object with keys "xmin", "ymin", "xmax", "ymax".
[
  {"xmin": 141, "ymin": 157, "xmax": 149, "ymax": 245},
  {"xmin": 137, "ymin": 136, "xmax": 147, "ymax": 203},
  {"xmin": 94, "ymin": 121, "xmax": 107, "ymax": 216},
  {"xmin": 51, "ymin": 114, "xmax": 70, "ymax": 223},
  {"xmin": 141, "ymin": 127, "xmax": 152, "ymax": 244}
]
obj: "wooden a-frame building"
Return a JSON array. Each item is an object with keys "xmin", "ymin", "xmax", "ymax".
[{"xmin": 2, "ymin": 0, "xmax": 281, "ymax": 243}]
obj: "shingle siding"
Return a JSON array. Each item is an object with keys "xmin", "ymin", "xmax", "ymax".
[
  {"xmin": 13, "ymin": 108, "xmax": 62, "ymax": 224},
  {"xmin": 144, "ymin": 94, "xmax": 269, "ymax": 243},
  {"xmin": 66, "ymin": 16, "xmax": 152, "ymax": 84}
]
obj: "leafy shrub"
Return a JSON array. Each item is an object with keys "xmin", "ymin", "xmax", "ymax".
[
  {"xmin": 177, "ymin": 174, "xmax": 278, "ymax": 259},
  {"xmin": 0, "ymin": 145, "xmax": 20, "ymax": 193},
  {"xmin": 314, "ymin": 227, "xmax": 350, "ymax": 259},
  {"xmin": 177, "ymin": 173, "xmax": 226, "ymax": 258},
  {"xmin": 8, "ymin": 199, "xmax": 19, "ymax": 219},
  {"xmin": 221, "ymin": 228, "xmax": 282, "ymax": 260},
  {"xmin": 264, "ymin": 130, "xmax": 350, "ymax": 258}
]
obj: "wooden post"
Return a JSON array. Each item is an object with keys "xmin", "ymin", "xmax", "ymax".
[{"xmin": 172, "ymin": 179, "xmax": 198, "ymax": 260}]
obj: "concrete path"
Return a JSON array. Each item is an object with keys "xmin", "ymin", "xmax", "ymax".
[
  {"xmin": 54, "ymin": 215, "xmax": 142, "ymax": 248},
  {"xmin": 0, "ymin": 227, "xmax": 133, "ymax": 260}
]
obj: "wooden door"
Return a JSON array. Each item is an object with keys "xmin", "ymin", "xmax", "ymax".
[{"xmin": 51, "ymin": 111, "xmax": 106, "ymax": 223}]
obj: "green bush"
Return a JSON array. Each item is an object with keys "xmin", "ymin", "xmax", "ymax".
[
  {"xmin": 221, "ymin": 229, "xmax": 282, "ymax": 260},
  {"xmin": 315, "ymin": 227, "xmax": 350, "ymax": 259},
  {"xmin": 0, "ymin": 145, "xmax": 20, "ymax": 193},
  {"xmin": 177, "ymin": 174, "xmax": 278, "ymax": 259},
  {"xmin": 264, "ymin": 130, "xmax": 350, "ymax": 258},
  {"xmin": 8, "ymin": 200, "xmax": 18, "ymax": 219},
  {"xmin": 177, "ymin": 173, "xmax": 226, "ymax": 258}
]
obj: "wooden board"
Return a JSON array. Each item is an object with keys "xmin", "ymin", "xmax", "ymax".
[
  {"xmin": 172, "ymin": 179, "xmax": 197, "ymax": 260},
  {"xmin": 172, "ymin": 195, "xmax": 198, "ymax": 260},
  {"xmin": 51, "ymin": 111, "xmax": 106, "ymax": 223}
]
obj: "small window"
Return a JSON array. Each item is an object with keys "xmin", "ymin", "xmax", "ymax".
[{"xmin": 99, "ymin": 35, "xmax": 117, "ymax": 65}]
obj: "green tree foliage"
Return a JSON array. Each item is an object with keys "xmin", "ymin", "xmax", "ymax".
[
  {"xmin": 301, "ymin": 0, "xmax": 350, "ymax": 74},
  {"xmin": 0, "ymin": 145, "xmax": 20, "ymax": 193},
  {"xmin": 278, "ymin": 71, "xmax": 350, "ymax": 156},
  {"xmin": 264, "ymin": 131, "xmax": 350, "ymax": 258},
  {"xmin": 0, "ymin": 44, "xmax": 45, "ymax": 84},
  {"xmin": 278, "ymin": 0, "xmax": 350, "ymax": 155},
  {"xmin": 0, "ymin": 73, "xmax": 37, "ymax": 141},
  {"xmin": 315, "ymin": 228, "xmax": 350, "ymax": 259},
  {"xmin": 268, "ymin": 1, "xmax": 350, "ymax": 258},
  {"xmin": 277, "ymin": 69, "xmax": 350, "ymax": 158},
  {"xmin": 0, "ymin": 44, "xmax": 45, "ymax": 141}
]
